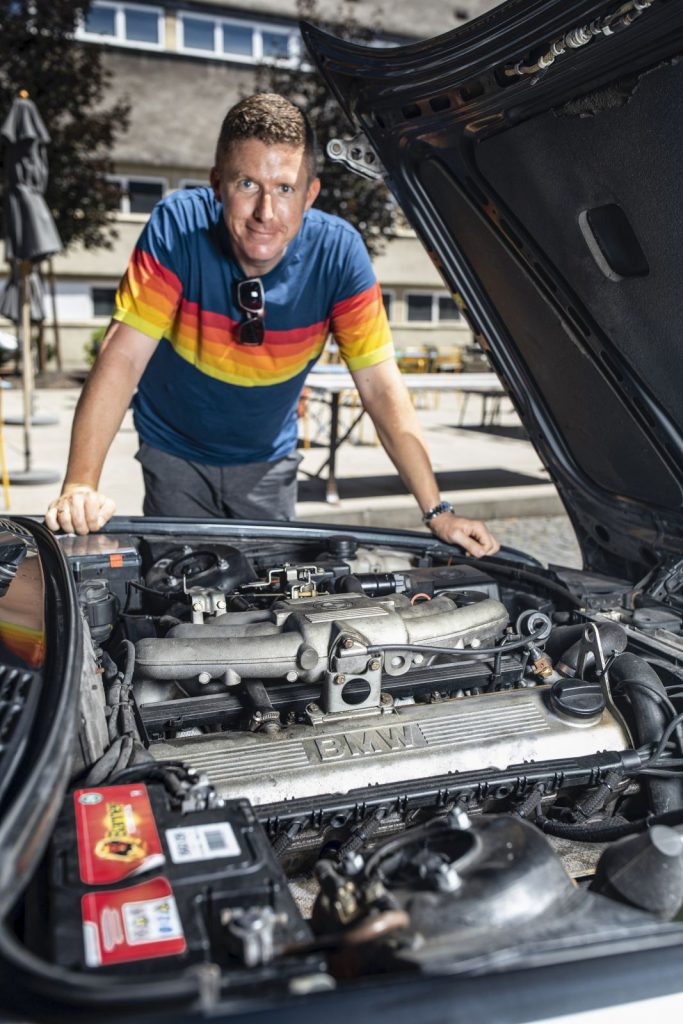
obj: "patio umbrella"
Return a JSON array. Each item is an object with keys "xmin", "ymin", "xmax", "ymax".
[
  {"xmin": 1, "ymin": 90, "xmax": 62, "ymax": 483},
  {"xmin": 0, "ymin": 260, "xmax": 45, "ymax": 322}
]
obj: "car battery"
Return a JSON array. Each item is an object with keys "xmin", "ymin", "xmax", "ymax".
[
  {"xmin": 47, "ymin": 783, "xmax": 323, "ymax": 986},
  {"xmin": 60, "ymin": 534, "xmax": 142, "ymax": 609}
]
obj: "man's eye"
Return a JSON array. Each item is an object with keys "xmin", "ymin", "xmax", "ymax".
[
  {"xmin": 279, "ymin": 184, "xmax": 293, "ymax": 194},
  {"xmin": 239, "ymin": 179, "xmax": 255, "ymax": 190}
]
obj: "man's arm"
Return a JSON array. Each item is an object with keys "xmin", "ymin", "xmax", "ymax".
[
  {"xmin": 351, "ymin": 359, "xmax": 499, "ymax": 557},
  {"xmin": 45, "ymin": 320, "xmax": 159, "ymax": 535}
]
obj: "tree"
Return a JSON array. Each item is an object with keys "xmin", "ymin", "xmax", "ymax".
[
  {"xmin": 255, "ymin": 0, "xmax": 398, "ymax": 257},
  {"xmin": 0, "ymin": 0, "xmax": 130, "ymax": 252}
]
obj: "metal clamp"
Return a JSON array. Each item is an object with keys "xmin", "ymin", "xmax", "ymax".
[{"xmin": 327, "ymin": 134, "xmax": 384, "ymax": 181}]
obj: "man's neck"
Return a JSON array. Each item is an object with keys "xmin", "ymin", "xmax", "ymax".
[{"xmin": 237, "ymin": 245, "xmax": 288, "ymax": 280}]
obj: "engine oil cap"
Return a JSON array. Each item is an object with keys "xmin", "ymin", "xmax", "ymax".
[{"xmin": 550, "ymin": 678, "xmax": 605, "ymax": 719}]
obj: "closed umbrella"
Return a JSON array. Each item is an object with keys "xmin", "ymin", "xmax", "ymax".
[
  {"xmin": 0, "ymin": 261, "xmax": 45, "ymax": 323},
  {"xmin": 1, "ymin": 90, "xmax": 61, "ymax": 483}
]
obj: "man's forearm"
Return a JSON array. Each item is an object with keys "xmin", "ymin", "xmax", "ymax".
[
  {"xmin": 63, "ymin": 327, "xmax": 155, "ymax": 490},
  {"xmin": 352, "ymin": 361, "xmax": 440, "ymax": 514},
  {"xmin": 370, "ymin": 407, "xmax": 441, "ymax": 515}
]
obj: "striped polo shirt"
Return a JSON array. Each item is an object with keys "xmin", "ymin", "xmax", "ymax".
[{"xmin": 113, "ymin": 187, "xmax": 394, "ymax": 465}]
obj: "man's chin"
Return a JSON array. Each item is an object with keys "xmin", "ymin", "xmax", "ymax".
[{"xmin": 240, "ymin": 245, "xmax": 287, "ymax": 274}]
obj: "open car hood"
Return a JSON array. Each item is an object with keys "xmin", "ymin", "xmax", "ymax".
[{"xmin": 301, "ymin": 0, "xmax": 683, "ymax": 580}]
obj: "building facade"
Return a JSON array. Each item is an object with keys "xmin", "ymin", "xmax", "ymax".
[{"xmin": 7, "ymin": 0, "xmax": 500, "ymax": 368}]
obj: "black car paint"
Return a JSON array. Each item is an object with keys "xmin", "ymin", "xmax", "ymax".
[{"xmin": 301, "ymin": 0, "xmax": 683, "ymax": 581}]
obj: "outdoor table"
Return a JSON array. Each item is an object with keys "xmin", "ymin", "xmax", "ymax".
[
  {"xmin": 302, "ymin": 368, "xmax": 503, "ymax": 503},
  {"xmin": 455, "ymin": 380, "xmax": 508, "ymax": 427}
]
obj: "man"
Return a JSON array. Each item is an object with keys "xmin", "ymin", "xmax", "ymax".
[{"xmin": 45, "ymin": 94, "xmax": 499, "ymax": 558}]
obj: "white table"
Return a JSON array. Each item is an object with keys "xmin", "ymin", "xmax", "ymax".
[{"xmin": 303, "ymin": 369, "xmax": 504, "ymax": 503}]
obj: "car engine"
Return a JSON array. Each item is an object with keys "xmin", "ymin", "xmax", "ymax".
[
  {"xmin": 72, "ymin": 532, "xmax": 634, "ymax": 811},
  {"xmin": 5, "ymin": 522, "xmax": 683, "ymax": 1014}
]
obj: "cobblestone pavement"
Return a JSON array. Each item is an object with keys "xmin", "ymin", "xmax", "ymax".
[{"xmin": 487, "ymin": 514, "xmax": 582, "ymax": 569}]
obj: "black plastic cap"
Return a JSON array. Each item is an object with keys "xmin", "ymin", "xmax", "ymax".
[{"xmin": 550, "ymin": 678, "xmax": 605, "ymax": 719}]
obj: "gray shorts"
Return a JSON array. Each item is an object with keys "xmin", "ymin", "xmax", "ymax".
[{"xmin": 135, "ymin": 442, "xmax": 301, "ymax": 521}]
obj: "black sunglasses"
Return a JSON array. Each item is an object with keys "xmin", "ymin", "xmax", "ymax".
[{"xmin": 235, "ymin": 277, "xmax": 265, "ymax": 346}]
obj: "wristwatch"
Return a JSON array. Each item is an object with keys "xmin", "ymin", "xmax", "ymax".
[{"xmin": 422, "ymin": 500, "xmax": 455, "ymax": 524}]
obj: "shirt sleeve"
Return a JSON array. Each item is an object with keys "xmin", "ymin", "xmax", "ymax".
[
  {"xmin": 330, "ymin": 229, "xmax": 394, "ymax": 371},
  {"xmin": 113, "ymin": 201, "xmax": 184, "ymax": 341}
]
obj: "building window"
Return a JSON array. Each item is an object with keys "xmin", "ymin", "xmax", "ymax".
[
  {"xmin": 223, "ymin": 22, "xmax": 254, "ymax": 57},
  {"xmin": 126, "ymin": 6, "xmax": 161, "ymax": 43},
  {"xmin": 261, "ymin": 29, "xmax": 291, "ymax": 59},
  {"xmin": 406, "ymin": 293, "xmax": 433, "ymax": 322},
  {"xmin": 80, "ymin": 2, "xmax": 164, "ymax": 48},
  {"xmin": 92, "ymin": 287, "xmax": 117, "ymax": 318},
  {"xmin": 178, "ymin": 10, "xmax": 300, "ymax": 65},
  {"xmin": 406, "ymin": 292, "xmax": 461, "ymax": 322},
  {"xmin": 181, "ymin": 14, "xmax": 215, "ymax": 52},
  {"xmin": 438, "ymin": 294, "xmax": 460, "ymax": 321},
  {"xmin": 109, "ymin": 176, "xmax": 166, "ymax": 214},
  {"xmin": 85, "ymin": 4, "xmax": 116, "ymax": 36}
]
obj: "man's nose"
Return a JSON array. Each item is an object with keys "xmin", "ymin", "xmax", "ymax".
[{"xmin": 254, "ymin": 191, "xmax": 274, "ymax": 221}]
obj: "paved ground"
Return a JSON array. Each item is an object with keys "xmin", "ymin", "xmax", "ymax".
[
  {"xmin": 486, "ymin": 514, "xmax": 581, "ymax": 569},
  {"xmin": 0, "ymin": 380, "xmax": 581, "ymax": 567}
]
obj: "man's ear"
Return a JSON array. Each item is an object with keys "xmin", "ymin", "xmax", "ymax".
[
  {"xmin": 305, "ymin": 177, "xmax": 321, "ymax": 210},
  {"xmin": 209, "ymin": 166, "xmax": 221, "ymax": 201}
]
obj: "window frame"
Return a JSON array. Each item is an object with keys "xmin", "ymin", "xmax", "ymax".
[
  {"xmin": 404, "ymin": 290, "xmax": 461, "ymax": 324},
  {"xmin": 91, "ymin": 285, "xmax": 118, "ymax": 319},
  {"xmin": 107, "ymin": 174, "xmax": 167, "ymax": 216},
  {"xmin": 177, "ymin": 9, "xmax": 300, "ymax": 67},
  {"xmin": 78, "ymin": 1, "xmax": 165, "ymax": 51}
]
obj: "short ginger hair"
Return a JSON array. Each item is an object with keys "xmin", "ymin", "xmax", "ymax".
[{"xmin": 215, "ymin": 93, "xmax": 320, "ymax": 180}]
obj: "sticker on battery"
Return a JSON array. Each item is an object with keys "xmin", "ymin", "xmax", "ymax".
[
  {"xmin": 166, "ymin": 822, "xmax": 241, "ymax": 863},
  {"xmin": 82, "ymin": 877, "xmax": 186, "ymax": 967},
  {"xmin": 74, "ymin": 784, "xmax": 165, "ymax": 885}
]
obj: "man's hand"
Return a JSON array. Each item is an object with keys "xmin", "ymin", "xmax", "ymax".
[
  {"xmin": 427, "ymin": 511, "xmax": 500, "ymax": 558},
  {"xmin": 45, "ymin": 485, "xmax": 116, "ymax": 536}
]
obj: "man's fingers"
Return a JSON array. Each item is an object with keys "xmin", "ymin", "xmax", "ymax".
[
  {"xmin": 97, "ymin": 496, "xmax": 116, "ymax": 529},
  {"xmin": 454, "ymin": 531, "xmax": 487, "ymax": 559},
  {"xmin": 44, "ymin": 503, "xmax": 60, "ymax": 532},
  {"xmin": 44, "ymin": 488, "xmax": 115, "ymax": 535},
  {"xmin": 428, "ymin": 513, "xmax": 500, "ymax": 559},
  {"xmin": 84, "ymin": 491, "xmax": 102, "ymax": 532},
  {"xmin": 56, "ymin": 501, "xmax": 75, "ymax": 535},
  {"xmin": 67, "ymin": 491, "xmax": 89, "ymax": 535}
]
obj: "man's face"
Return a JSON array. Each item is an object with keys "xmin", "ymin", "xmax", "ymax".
[{"xmin": 211, "ymin": 138, "xmax": 320, "ymax": 277}]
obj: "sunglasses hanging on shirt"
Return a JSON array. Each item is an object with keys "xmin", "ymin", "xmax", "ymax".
[{"xmin": 235, "ymin": 277, "xmax": 265, "ymax": 346}]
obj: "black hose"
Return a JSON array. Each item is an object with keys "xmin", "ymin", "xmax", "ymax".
[
  {"xmin": 537, "ymin": 815, "xmax": 637, "ymax": 842},
  {"xmin": 572, "ymin": 769, "xmax": 623, "ymax": 822},
  {"xmin": 611, "ymin": 653, "xmax": 683, "ymax": 815},
  {"xmin": 516, "ymin": 786, "xmax": 544, "ymax": 819},
  {"xmin": 549, "ymin": 622, "xmax": 628, "ymax": 674},
  {"xmin": 538, "ymin": 806, "xmax": 683, "ymax": 842}
]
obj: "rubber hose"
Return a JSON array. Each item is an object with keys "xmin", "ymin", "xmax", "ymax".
[
  {"xmin": 549, "ymin": 622, "xmax": 628, "ymax": 673},
  {"xmin": 611, "ymin": 653, "xmax": 683, "ymax": 815}
]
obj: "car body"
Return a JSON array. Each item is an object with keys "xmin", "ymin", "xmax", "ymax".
[{"xmin": 3, "ymin": 0, "xmax": 683, "ymax": 1020}]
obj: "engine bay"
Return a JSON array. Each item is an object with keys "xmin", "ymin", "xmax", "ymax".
[{"xmin": 5, "ymin": 522, "xmax": 683, "ymax": 1013}]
